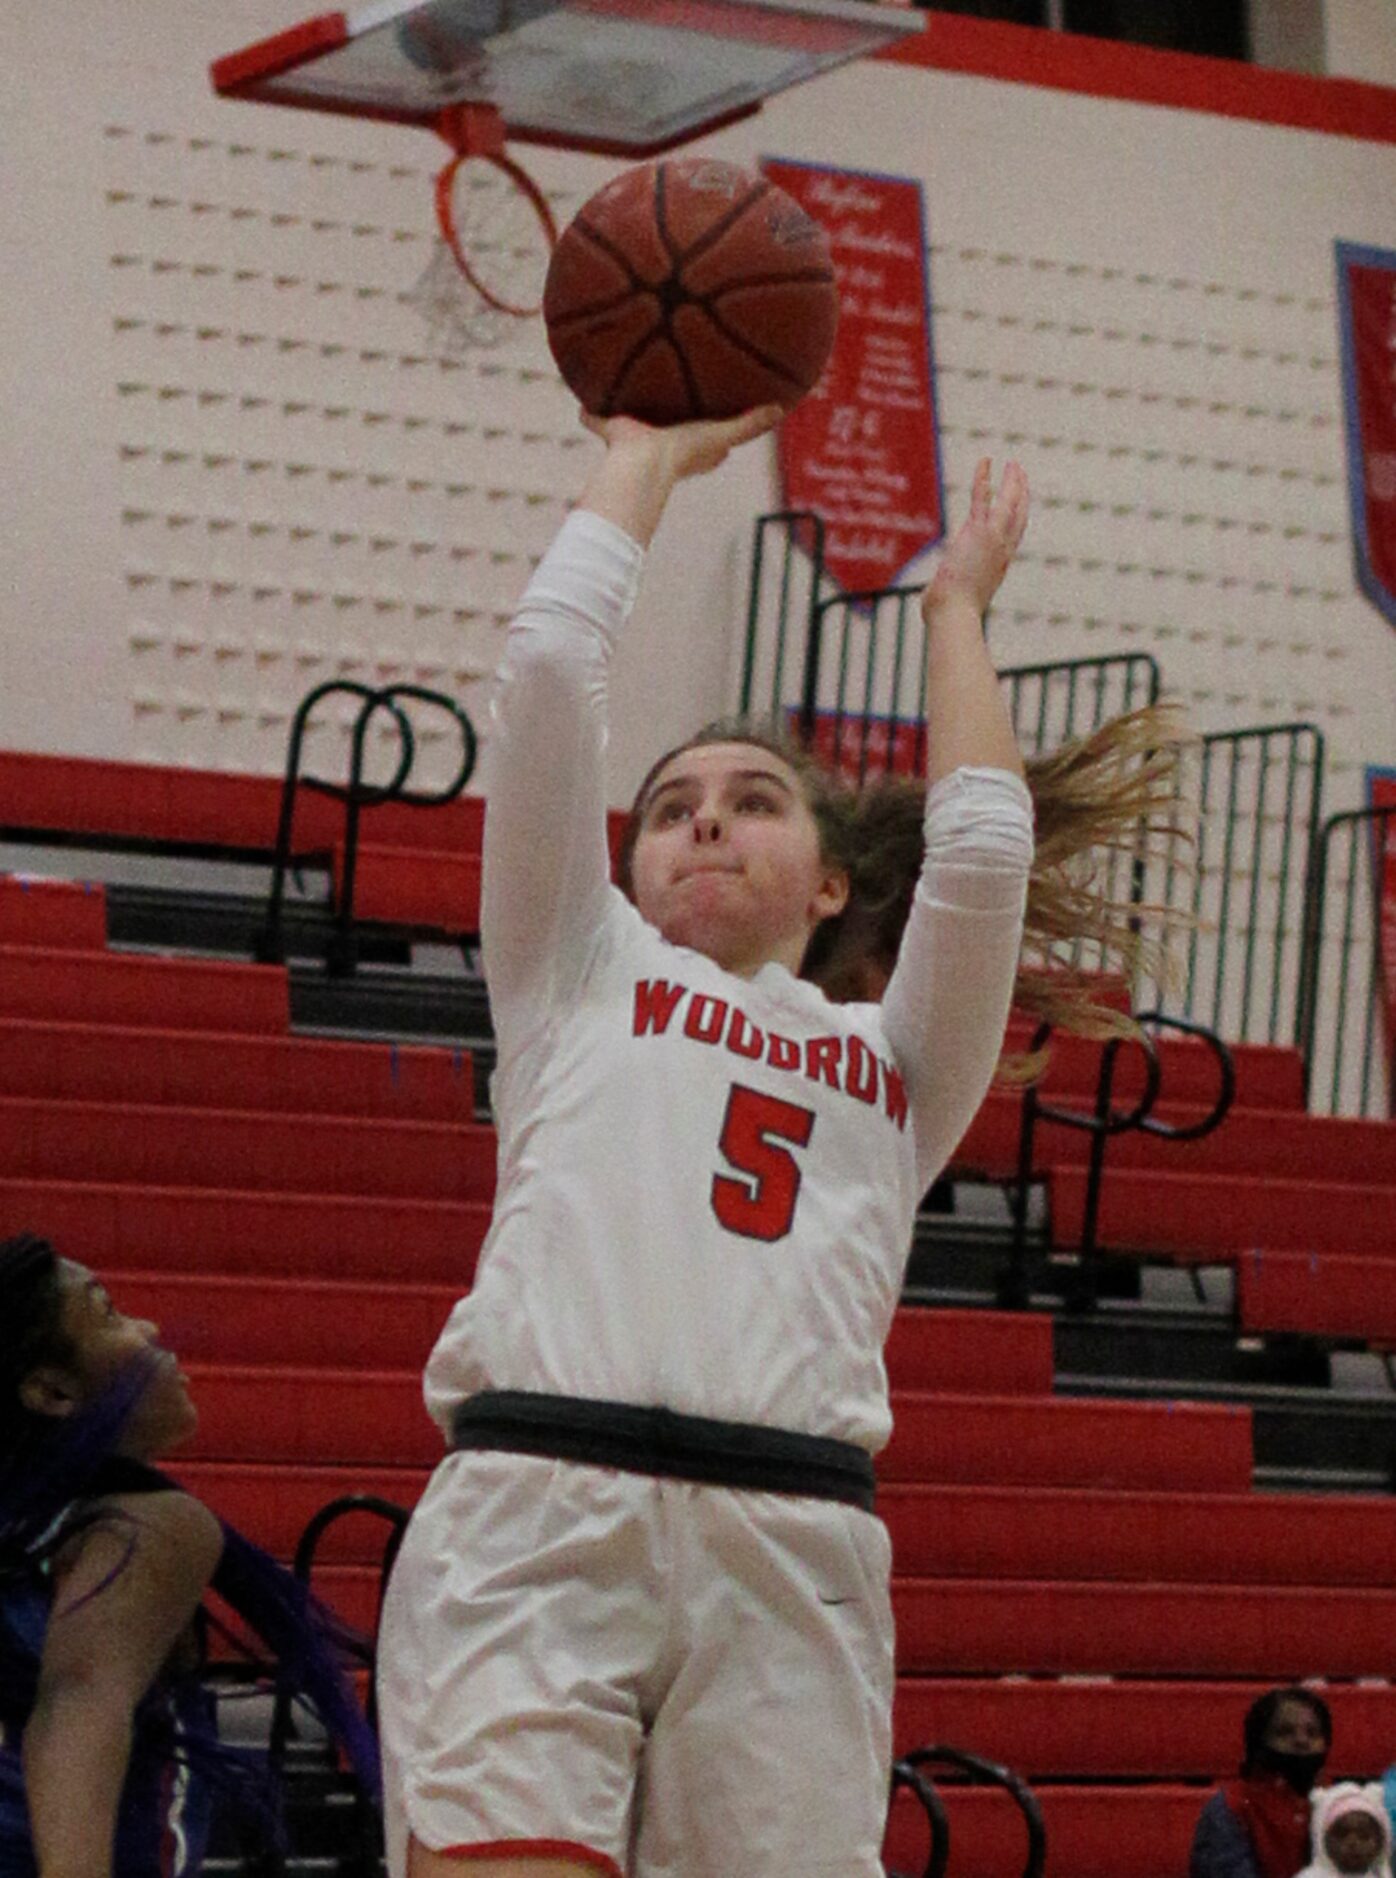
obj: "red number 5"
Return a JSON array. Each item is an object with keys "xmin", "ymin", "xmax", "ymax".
[{"xmin": 712, "ymin": 1083, "xmax": 816, "ymax": 1243}]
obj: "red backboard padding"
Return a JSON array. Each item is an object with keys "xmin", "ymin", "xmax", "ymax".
[
  {"xmin": 0, "ymin": 1019, "xmax": 474, "ymax": 1121},
  {"xmin": 0, "ymin": 1096, "xmax": 495, "ymax": 1202}
]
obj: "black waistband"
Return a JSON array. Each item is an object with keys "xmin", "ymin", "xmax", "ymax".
[{"xmin": 449, "ymin": 1391, "xmax": 876, "ymax": 1512}]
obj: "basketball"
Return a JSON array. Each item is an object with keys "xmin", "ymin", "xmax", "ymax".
[{"xmin": 543, "ymin": 157, "xmax": 838, "ymax": 426}]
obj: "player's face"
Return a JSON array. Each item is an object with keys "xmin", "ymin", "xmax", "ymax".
[
  {"xmin": 1325, "ymin": 1815, "xmax": 1386, "ymax": 1873},
  {"xmin": 630, "ymin": 742, "xmax": 848, "ymax": 976},
  {"xmin": 21, "ymin": 1261, "xmax": 198, "ymax": 1459}
]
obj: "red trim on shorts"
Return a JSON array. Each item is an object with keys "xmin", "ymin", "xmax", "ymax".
[{"xmin": 434, "ymin": 1843, "xmax": 622, "ymax": 1877}]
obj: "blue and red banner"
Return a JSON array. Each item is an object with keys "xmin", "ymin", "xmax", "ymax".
[
  {"xmin": 1337, "ymin": 242, "xmax": 1396, "ymax": 630},
  {"xmin": 762, "ymin": 160, "xmax": 943, "ymax": 596}
]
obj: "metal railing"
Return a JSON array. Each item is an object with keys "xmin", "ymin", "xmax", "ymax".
[
  {"xmin": 259, "ymin": 678, "xmax": 477, "ymax": 975},
  {"xmin": 889, "ymin": 1746, "xmax": 1046, "ymax": 1878},
  {"xmin": 740, "ymin": 509, "xmax": 828, "ymax": 722},
  {"xmin": 1004, "ymin": 1012, "xmax": 1235, "ymax": 1309},
  {"xmin": 265, "ymin": 1494, "xmax": 411, "ymax": 1878},
  {"xmin": 1296, "ymin": 802, "xmax": 1395, "ymax": 1119},
  {"xmin": 1147, "ymin": 723, "xmax": 1325, "ymax": 1048}
]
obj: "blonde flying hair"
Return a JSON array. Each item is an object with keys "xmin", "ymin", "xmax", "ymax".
[{"xmin": 617, "ymin": 705, "xmax": 1190, "ymax": 1068}]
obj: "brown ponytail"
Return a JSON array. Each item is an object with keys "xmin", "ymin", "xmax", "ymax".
[{"xmin": 618, "ymin": 704, "xmax": 1191, "ymax": 1070}]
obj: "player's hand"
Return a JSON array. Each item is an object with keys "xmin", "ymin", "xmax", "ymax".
[
  {"xmin": 581, "ymin": 405, "xmax": 784, "ymax": 483},
  {"xmin": 921, "ymin": 458, "xmax": 1029, "ymax": 622}
]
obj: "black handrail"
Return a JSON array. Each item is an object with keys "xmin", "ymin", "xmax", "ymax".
[
  {"xmin": 267, "ymin": 1494, "xmax": 411, "ymax": 1878},
  {"xmin": 259, "ymin": 680, "xmax": 415, "ymax": 965},
  {"xmin": 268, "ymin": 1493, "xmax": 410, "ymax": 1758},
  {"xmin": 888, "ymin": 1756, "xmax": 950, "ymax": 1878},
  {"xmin": 259, "ymin": 679, "xmax": 477, "ymax": 973},
  {"xmin": 1000, "ymin": 1019, "xmax": 1163, "ymax": 1309},
  {"xmin": 1128, "ymin": 1010, "xmax": 1236, "ymax": 1143},
  {"xmin": 899, "ymin": 1745, "xmax": 1046, "ymax": 1878},
  {"xmin": 330, "ymin": 683, "xmax": 478, "ymax": 975}
]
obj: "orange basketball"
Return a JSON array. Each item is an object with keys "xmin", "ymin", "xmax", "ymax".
[{"xmin": 543, "ymin": 157, "xmax": 838, "ymax": 426}]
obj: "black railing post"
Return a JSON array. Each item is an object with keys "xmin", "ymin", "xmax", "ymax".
[{"xmin": 258, "ymin": 680, "xmax": 413, "ymax": 966}]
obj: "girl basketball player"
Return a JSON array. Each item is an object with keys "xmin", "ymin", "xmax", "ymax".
[
  {"xmin": 0, "ymin": 1233, "xmax": 378, "ymax": 1878},
  {"xmin": 378, "ymin": 407, "xmax": 1178, "ymax": 1878}
]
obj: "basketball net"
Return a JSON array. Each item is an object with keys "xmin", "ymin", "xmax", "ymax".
[{"xmin": 409, "ymin": 103, "xmax": 557, "ymax": 357}]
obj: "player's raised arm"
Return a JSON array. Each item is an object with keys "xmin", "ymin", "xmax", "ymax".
[
  {"xmin": 480, "ymin": 407, "xmax": 781, "ymax": 1030},
  {"xmin": 881, "ymin": 460, "xmax": 1036, "ymax": 1182}
]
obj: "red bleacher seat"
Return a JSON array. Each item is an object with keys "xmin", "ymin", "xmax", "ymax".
[
  {"xmin": 883, "ymin": 1392, "xmax": 1252, "ymax": 1492},
  {"xmin": 893, "ymin": 1576, "xmax": 1396, "ymax": 1676},
  {"xmin": 883, "ymin": 1782, "xmax": 1206, "ymax": 1878},
  {"xmin": 0, "ymin": 1096, "xmax": 494, "ymax": 1201},
  {"xmin": 0, "ymin": 945, "xmax": 289, "ymax": 1032},
  {"xmin": 0, "ymin": 1178, "xmax": 492, "ymax": 1283},
  {"xmin": 333, "ymin": 842, "xmax": 482, "ymax": 933},
  {"xmin": 893, "ymin": 1677, "xmax": 1396, "ymax": 1778},
  {"xmin": 880, "ymin": 1480, "xmax": 1396, "ymax": 1585},
  {"xmin": 0, "ymin": 748, "xmax": 484, "ymax": 855},
  {"xmin": 0, "ymin": 876, "xmax": 107, "ymax": 949},
  {"xmin": 1238, "ymin": 1247, "xmax": 1396, "ymax": 1344},
  {"xmin": 1052, "ymin": 1163, "xmax": 1396, "ymax": 1259},
  {"xmin": 175, "ymin": 1369, "xmax": 1243, "ymax": 1488},
  {"xmin": 117, "ymin": 1283, "xmax": 1046, "ymax": 1397},
  {"xmin": 0, "ymin": 1018, "xmax": 475, "ymax": 1120}
]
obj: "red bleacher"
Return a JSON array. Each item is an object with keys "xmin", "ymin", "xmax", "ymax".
[{"xmin": 4, "ymin": 754, "xmax": 1396, "ymax": 1878}]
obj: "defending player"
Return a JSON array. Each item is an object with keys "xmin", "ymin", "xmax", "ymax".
[
  {"xmin": 0, "ymin": 1233, "xmax": 379, "ymax": 1878},
  {"xmin": 377, "ymin": 408, "xmax": 1178, "ymax": 1878}
]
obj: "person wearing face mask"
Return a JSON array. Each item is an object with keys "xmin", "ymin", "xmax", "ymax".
[
  {"xmin": 1191, "ymin": 1687, "xmax": 1334, "ymax": 1878},
  {"xmin": 1297, "ymin": 1785, "xmax": 1393, "ymax": 1878}
]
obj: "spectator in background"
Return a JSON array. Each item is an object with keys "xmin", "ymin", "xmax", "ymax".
[
  {"xmin": 1298, "ymin": 1785, "xmax": 1392, "ymax": 1878},
  {"xmin": 1191, "ymin": 1686, "xmax": 1333, "ymax": 1878}
]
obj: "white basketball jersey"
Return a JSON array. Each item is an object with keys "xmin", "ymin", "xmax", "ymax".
[{"xmin": 424, "ymin": 511, "xmax": 1033, "ymax": 1454}]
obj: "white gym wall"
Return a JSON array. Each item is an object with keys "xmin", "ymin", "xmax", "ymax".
[{"xmin": 3, "ymin": 2, "xmax": 1394, "ymax": 809}]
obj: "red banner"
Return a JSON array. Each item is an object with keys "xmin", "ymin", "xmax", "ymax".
[
  {"xmin": 1370, "ymin": 768, "xmax": 1396, "ymax": 1111},
  {"xmin": 1337, "ymin": 243, "xmax": 1396, "ymax": 629},
  {"xmin": 763, "ymin": 160, "xmax": 942, "ymax": 595},
  {"xmin": 790, "ymin": 708, "xmax": 926, "ymax": 782}
]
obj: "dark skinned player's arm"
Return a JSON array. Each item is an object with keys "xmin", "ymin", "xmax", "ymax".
[{"xmin": 23, "ymin": 1489, "xmax": 223, "ymax": 1878}]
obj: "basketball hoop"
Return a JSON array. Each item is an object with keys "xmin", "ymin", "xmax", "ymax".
[
  {"xmin": 211, "ymin": 0, "xmax": 921, "ymax": 355},
  {"xmin": 406, "ymin": 101, "xmax": 557, "ymax": 356}
]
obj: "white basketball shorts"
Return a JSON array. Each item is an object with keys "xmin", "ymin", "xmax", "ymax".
[{"xmin": 376, "ymin": 1447, "xmax": 895, "ymax": 1877}]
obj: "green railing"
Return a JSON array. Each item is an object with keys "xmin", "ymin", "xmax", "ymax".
[
  {"xmin": 1149, "ymin": 723, "xmax": 1325, "ymax": 1048},
  {"xmin": 1296, "ymin": 802, "xmax": 1395, "ymax": 1118}
]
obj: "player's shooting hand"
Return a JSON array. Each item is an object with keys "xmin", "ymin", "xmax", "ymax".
[
  {"xmin": 921, "ymin": 458, "xmax": 1029, "ymax": 623},
  {"xmin": 581, "ymin": 405, "xmax": 784, "ymax": 484}
]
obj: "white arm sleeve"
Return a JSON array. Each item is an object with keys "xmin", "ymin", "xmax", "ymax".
[
  {"xmin": 880, "ymin": 766, "xmax": 1035, "ymax": 1188},
  {"xmin": 481, "ymin": 508, "xmax": 644, "ymax": 1042}
]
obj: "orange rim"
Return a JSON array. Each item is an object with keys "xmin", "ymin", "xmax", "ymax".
[{"xmin": 433, "ymin": 149, "xmax": 558, "ymax": 318}]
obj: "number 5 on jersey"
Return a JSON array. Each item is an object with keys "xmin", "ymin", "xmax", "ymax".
[{"xmin": 711, "ymin": 1083, "xmax": 816, "ymax": 1243}]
